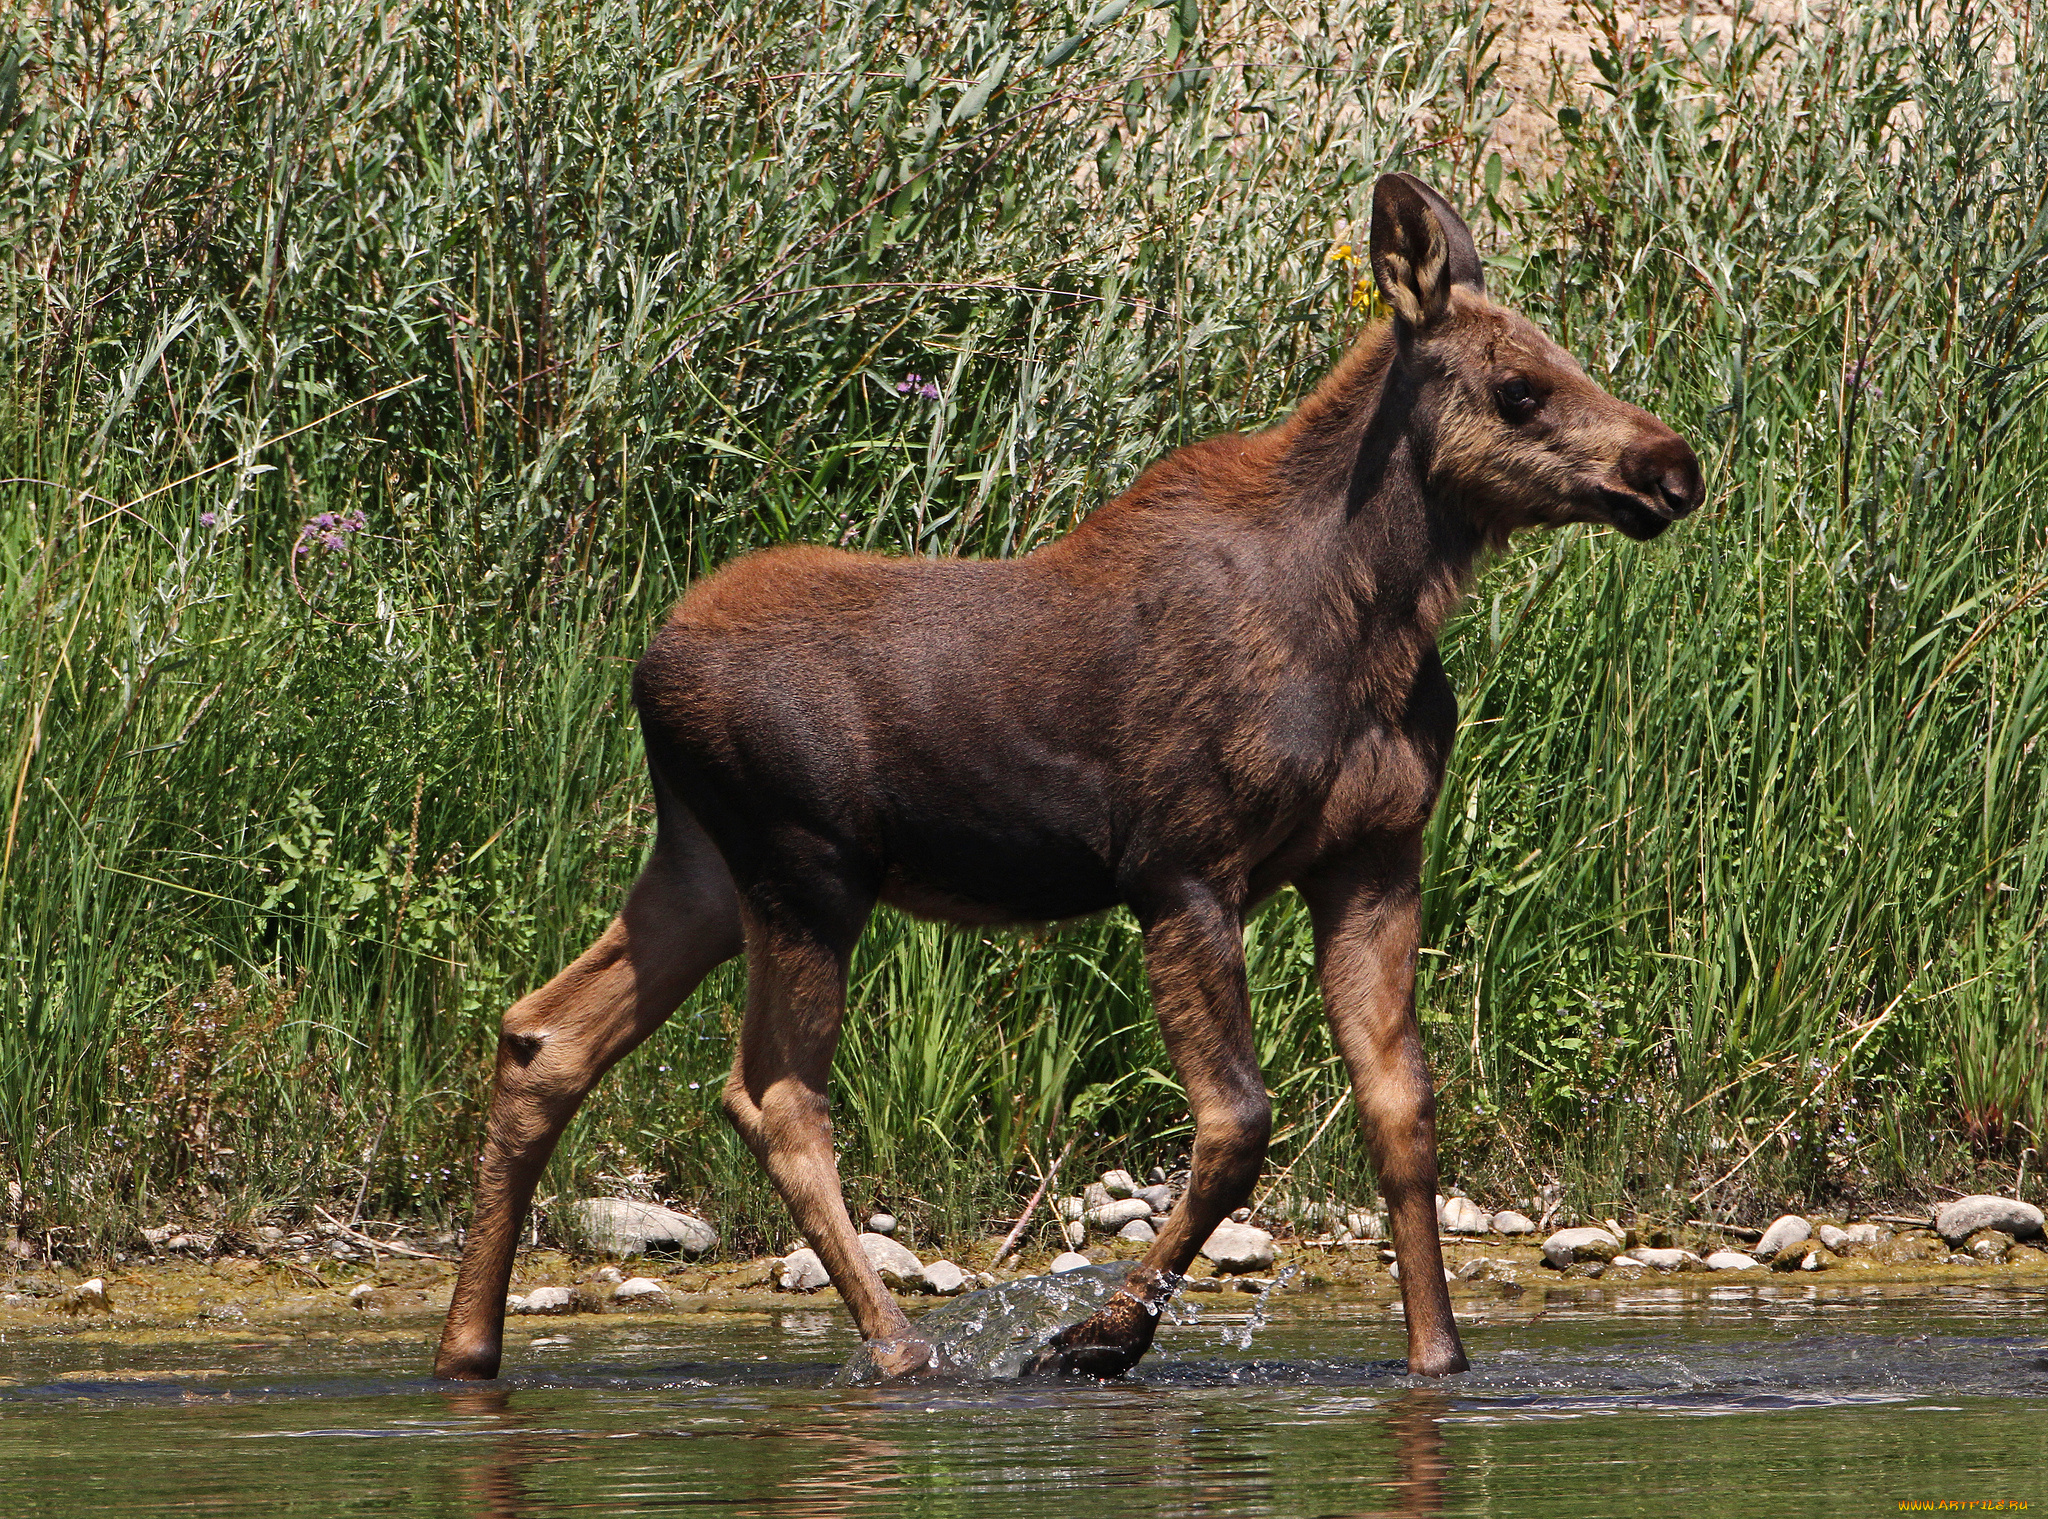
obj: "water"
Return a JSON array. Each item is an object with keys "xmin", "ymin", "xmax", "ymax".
[{"xmin": 4, "ymin": 1281, "xmax": 2043, "ymax": 1515}]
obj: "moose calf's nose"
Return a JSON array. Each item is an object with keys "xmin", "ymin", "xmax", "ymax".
[{"xmin": 1623, "ymin": 432, "xmax": 1704, "ymax": 519}]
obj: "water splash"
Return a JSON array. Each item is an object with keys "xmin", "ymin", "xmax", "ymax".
[
  {"xmin": 833, "ymin": 1263, "xmax": 1155, "ymax": 1384},
  {"xmin": 1220, "ymin": 1269, "xmax": 1294, "ymax": 1351}
]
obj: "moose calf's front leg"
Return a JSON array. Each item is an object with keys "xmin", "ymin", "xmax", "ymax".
[
  {"xmin": 1302, "ymin": 855, "xmax": 1468, "ymax": 1377},
  {"xmin": 1027, "ymin": 886, "xmax": 1270, "ymax": 1377}
]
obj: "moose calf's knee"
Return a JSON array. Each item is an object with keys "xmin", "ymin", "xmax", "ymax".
[{"xmin": 1197, "ymin": 1099, "xmax": 1273, "ymax": 1193}]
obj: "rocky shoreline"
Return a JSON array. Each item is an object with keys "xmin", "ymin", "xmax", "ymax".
[{"xmin": 4, "ymin": 1175, "xmax": 2043, "ymax": 1341}]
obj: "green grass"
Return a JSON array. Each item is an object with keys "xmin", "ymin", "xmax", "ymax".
[{"xmin": 3, "ymin": 0, "xmax": 2045, "ymax": 1262}]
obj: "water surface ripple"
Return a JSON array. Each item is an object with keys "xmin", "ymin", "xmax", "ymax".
[{"xmin": 4, "ymin": 1284, "xmax": 2041, "ymax": 1515}]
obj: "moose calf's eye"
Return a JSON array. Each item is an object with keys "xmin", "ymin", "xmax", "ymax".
[{"xmin": 1495, "ymin": 377, "xmax": 1539, "ymax": 423}]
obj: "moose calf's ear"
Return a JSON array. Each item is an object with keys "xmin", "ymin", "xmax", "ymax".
[{"xmin": 1369, "ymin": 173, "xmax": 1482, "ymax": 333}]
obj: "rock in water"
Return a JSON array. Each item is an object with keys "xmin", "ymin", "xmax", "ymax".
[
  {"xmin": 859, "ymin": 1232, "xmax": 927, "ymax": 1291},
  {"xmin": 61, "ymin": 1278, "xmax": 110, "ymax": 1315},
  {"xmin": 1441, "ymin": 1197, "xmax": 1491, "ymax": 1234},
  {"xmin": 1541, "ymin": 1227, "xmax": 1620, "ymax": 1269},
  {"xmin": 776, "ymin": 1248, "xmax": 830, "ymax": 1292},
  {"xmin": 614, "ymin": 1276, "xmax": 669, "ymax": 1306},
  {"xmin": 571, "ymin": 1198, "xmax": 717, "ymax": 1258},
  {"xmin": 1772, "ymin": 1240, "xmax": 1830, "ymax": 1272},
  {"xmin": 1632, "ymin": 1247, "xmax": 1702, "ymax": 1272},
  {"xmin": 1048, "ymin": 1252, "xmax": 1091, "ymax": 1274},
  {"xmin": 1703, "ymin": 1250, "xmax": 1760, "ymax": 1271},
  {"xmin": 922, "ymin": 1259, "xmax": 969, "ymax": 1296},
  {"xmin": 1934, "ymin": 1195, "xmax": 2046, "ymax": 1246},
  {"xmin": 1964, "ymin": 1229, "xmax": 2014, "ymax": 1263},
  {"xmin": 1816, "ymin": 1224, "xmax": 1853, "ymax": 1254},
  {"xmin": 1755, "ymin": 1214, "xmax": 1812, "ymax": 1257},
  {"xmin": 519, "ymin": 1285, "xmax": 575, "ymax": 1314},
  {"xmin": 1199, "ymin": 1220, "xmax": 1275, "ymax": 1274},
  {"xmin": 1490, "ymin": 1210, "xmax": 1537, "ymax": 1235}
]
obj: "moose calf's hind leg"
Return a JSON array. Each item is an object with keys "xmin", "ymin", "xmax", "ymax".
[
  {"xmin": 434, "ymin": 833, "xmax": 741, "ymax": 1381},
  {"xmin": 720, "ymin": 908, "xmax": 932, "ymax": 1377}
]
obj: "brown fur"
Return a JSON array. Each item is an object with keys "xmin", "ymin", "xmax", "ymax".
[{"xmin": 433, "ymin": 174, "xmax": 1701, "ymax": 1383}]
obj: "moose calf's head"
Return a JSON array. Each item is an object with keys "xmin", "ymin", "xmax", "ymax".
[{"xmin": 1369, "ymin": 172, "xmax": 1703, "ymax": 545}]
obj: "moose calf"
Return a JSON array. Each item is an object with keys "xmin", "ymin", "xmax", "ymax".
[{"xmin": 434, "ymin": 173, "xmax": 1701, "ymax": 1382}]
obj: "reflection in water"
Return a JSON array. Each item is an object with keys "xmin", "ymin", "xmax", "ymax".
[
  {"xmin": 441, "ymin": 1385, "xmax": 529, "ymax": 1519},
  {"xmin": 1376, "ymin": 1389, "xmax": 1448, "ymax": 1517},
  {"xmin": 440, "ymin": 1369, "xmax": 1451, "ymax": 1518}
]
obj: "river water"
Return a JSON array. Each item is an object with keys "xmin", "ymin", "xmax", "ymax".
[{"xmin": 4, "ymin": 1279, "xmax": 2042, "ymax": 1515}]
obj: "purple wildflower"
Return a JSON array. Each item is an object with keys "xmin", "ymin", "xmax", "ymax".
[
  {"xmin": 294, "ymin": 508, "xmax": 369, "ymax": 557},
  {"xmin": 199, "ymin": 512, "xmax": 217, "ymax": 528},
  {"xmin": 897, "ymin": 372, "xmax": 941, "ymax": 401}
]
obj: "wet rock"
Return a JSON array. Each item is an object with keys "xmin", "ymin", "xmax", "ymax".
[
  {"xmin": 1964, "ymin": 1229, "xmax": 2015, "ymax": 1264},
  {"xmin": 866, "ymin": 1213, "xmax": 898, "ymax": 1237},
  {"xmin": 1085, "ymin": 1198, "xmax": 1154, "ymax": 1231},
  {"xmin": 1541, "ymin": 1226, "xmax": 1621, "ymax": 1269},
  {"xmin": 614, "ymin": 1276, "xmax": 669, "ymax": 1306},
  {"xmin": 60, "ymin": 1278, "xmax": 110, "ymax": 1315},
  {"xmin": 860, "ymin": 1231, "xmax": 927, "ymax": 1291},
  {"xmin": 1816, "ymin": 1224, "xmax": 1854, "ymax": 1254},
  {"xmin": 1491, "ymin": 1210, "xmax": 1537, "ymax": 1235},
  {"xmin": 1199, "ymin": 1220, "xmax": 1275, "ymax": 1274},
  {"xmin": 1934, "ymin": 1196, "xmax": 2046, "ymax": 1246},
  {"xmin": 1049, "ymin": 1252, "xmax": 1091, "ymax": 1274},
  {"xmin": 571, "ymin": 1198, "xmax": 717, "ymax": 1259},
  {"xmin": 922, "ymin": 1260, "xmax": 968, "ymax": 1296},
  {"xmin": 1183, "ymin": 1276, "xmax": 1224, "ymax": 1293},
  {"xmin": 776, "ymin": 1248, "xmax": 830, "ymax": 1292},
  {"xmin": 1633, "ymin": 1247, "xmax": 1703, "ymax": 1272},
  {"xmin": 1704, "ymin": 1250, "xmax": 1760, "ymax": 1271},
  {"xmin": 1772, "ymin": 1240, "xmax": 1830, "ymax": 1272},
  {"xmin": 349, "ymin": 1284, "xmax": 417, "ymax": 1314},
  {"xmin": 1756, "ymin": 1215, "xmax": 1812, "ymax": 1257},
  {"xmin": 518, "ymin": 1285, "xmax": 575, "ymax": 1314},
  {"xmin": 1441, "ymin": 1197, "xmax": 1491, "ymax": 1234},
  {"xmin": 1116, "ymin": 1218, "xmax": 1157, "ymax": 1244},
  {"xmin": 1135, "ymin": 1184, "xmax": 1175, "ymax": 1215},
  {"xmin": 1560, "ymin": 1260, "xmax": 1607, "ymax": 1279},
  {"xmin": 1455, "ymin": 1257, "xmax": 1521, "ymax": 1283},
  {"xmin": 1099, "ymin": 1169, "xmax": 1138, "ymax": 1199}
]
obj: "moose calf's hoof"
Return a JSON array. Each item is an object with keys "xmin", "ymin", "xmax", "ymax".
[
  {"xmin": 1408, "ymin": 1347, "xmax": 1471, "ymax": 1377},
  {"xmin": 433, "ymin": 1345, "xmax": 503, "ymax": 1382},
  {"xmin": 1020, "ymin": 1329, "xmax": 1146, "ymax": 1380},
  {"xmin": 851, "ymin": 1334, "xmax": 936, "ymax": 1381}
]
